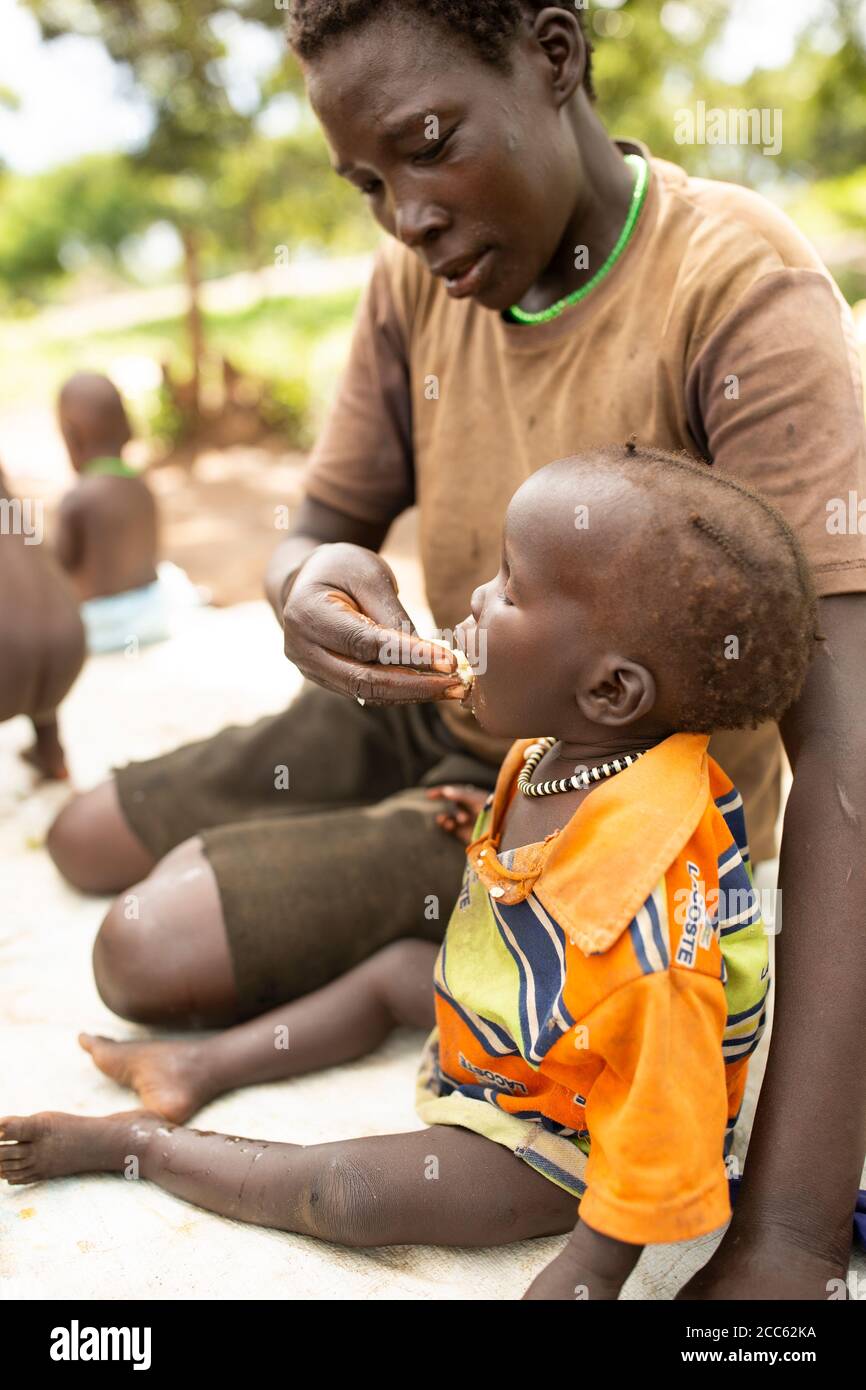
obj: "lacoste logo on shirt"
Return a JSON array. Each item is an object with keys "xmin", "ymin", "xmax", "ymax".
[
  {"xmin": 459, "ymin": 1052, "xmax": 529, "ymax": 1095},
  {"xmin": 676, "ymin": 860, "xmax": 707, "ymax": 969}
]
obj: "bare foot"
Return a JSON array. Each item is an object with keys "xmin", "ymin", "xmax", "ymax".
[
  {"xmin": 79, "ymin": 1033, "xmax": 217, "ymax": 1123},
  {"xmin": 0, "ymin": 1111, "xmax": 161, "ymax": 1184}
]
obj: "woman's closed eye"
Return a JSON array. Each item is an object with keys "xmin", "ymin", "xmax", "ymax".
[{"xmin": 412, "ymin": 129, "xmax": 455, "ymax": 165}]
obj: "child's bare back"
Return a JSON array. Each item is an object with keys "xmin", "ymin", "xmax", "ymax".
[
  {"xmin": 56, "ymin": 372, "xmax": 159, "ymax": 602},
  {"xmin": 58, "ymin": 472, "xmax": 158, "ymax": 603}
]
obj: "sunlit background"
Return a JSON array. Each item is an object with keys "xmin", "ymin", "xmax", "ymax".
[{"xmin": 0, "ymin": 0, "xmax": 864, "ymax": 601}]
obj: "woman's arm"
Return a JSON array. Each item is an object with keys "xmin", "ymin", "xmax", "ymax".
[
  {"xmin": 264, "ymin": 495, "xmax": 391, "ymax": 619},
  {"xmin": 679, "ymin": 593, "xmax": 866, "ymax": 1298}
]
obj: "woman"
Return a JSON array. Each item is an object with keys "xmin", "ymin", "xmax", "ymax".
[{"xmin": 48, "ymin": 1, "xmax": 866, "ymax": 1298}]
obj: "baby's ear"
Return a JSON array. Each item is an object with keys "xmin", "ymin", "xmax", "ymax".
[{"xmin": 576, "ymin": 657, "xmax": 655, "ymax": 727}]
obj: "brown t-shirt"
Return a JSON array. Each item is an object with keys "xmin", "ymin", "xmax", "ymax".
[{"xmin": 303, "ymin": 141, "xmax": 866, "ymax": 862}]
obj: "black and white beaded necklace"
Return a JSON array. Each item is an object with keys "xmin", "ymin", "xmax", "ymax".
[{"xmin": 517, "ymin": 737, "xmax": 646, "ymax": 799}]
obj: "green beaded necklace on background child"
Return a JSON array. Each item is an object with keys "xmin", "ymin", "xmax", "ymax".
[{"xmin": 82, "ymin": 457, "xmax": 138, "ymax": 480}]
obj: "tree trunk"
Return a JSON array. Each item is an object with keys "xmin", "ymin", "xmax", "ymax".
[{"xmin": 180, "ymin": 226, "xmax": 204, "ymax": 423}]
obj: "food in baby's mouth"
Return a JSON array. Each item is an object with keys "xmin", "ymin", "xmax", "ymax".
[
  {"xmin": 452, "ymin": 648, "xmax": 475, "ymax": 691},
  {"xmin": 429, "ymin": 640, "xmax": 475, "ymax": 692}
]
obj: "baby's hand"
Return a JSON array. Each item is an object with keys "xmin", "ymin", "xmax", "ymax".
[{"xmin": 425, "ymin": 785, "xmax": 490, "ymax": 845}]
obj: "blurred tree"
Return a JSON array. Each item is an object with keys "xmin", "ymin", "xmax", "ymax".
[
  {"xmin": 10, "ymin": 0, "xmax": 866, "ymax": 329},
  {"xmin": 589, "ymin": 0, "xmax": 731, "ymax": 159},
  {"xmin": 589, "ymin": 0, "xmax": 865, "ymax": 292},
  {"xmin": 21, "ymin": 0, "xmax": 308, "ymax": 415},
  {"xmin": 0, "ymin": 153, "xmax": 161, "ymax": 298},
  {"xmin": 591, "ymin": 0, "xmax": 865, "ymax": 176}
]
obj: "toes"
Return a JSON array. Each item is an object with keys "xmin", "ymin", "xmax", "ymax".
[
  {"xmin": 0, "ymin": 1117, "xmax": 34, "ymax": 1141},
  {"xmin": 79, "ymin": 1032, "xmax": 117, "ymax": 1053},
  {"xmin": 0, "ymin": 1144, "xmax": 32, "ymax": 1162},
  {"xmin": 5, "ymin": 1171, "xmax": 37, "ymax": 1185},
  {"xmin": 0, "ymin": 1152, "xmax": 34, "ymax": 1177}
]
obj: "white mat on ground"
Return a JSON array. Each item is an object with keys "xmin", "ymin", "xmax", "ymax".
[{"xmin": 2, "ymin": 603, "xmax": 863, "ymax": 1300}]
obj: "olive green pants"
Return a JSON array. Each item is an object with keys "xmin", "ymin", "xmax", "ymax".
[{"xmin": 116, "ymin": 684, "xmax": 498, "ymax": 1015}]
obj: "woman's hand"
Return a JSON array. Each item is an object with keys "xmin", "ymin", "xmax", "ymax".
[
  {"xmin": 426, "ymin": 785, "xmax": 491, "ymax": 844},
  {"xmin": 281, "ymin": 542, "xmax": 466, "ymax": 705}
]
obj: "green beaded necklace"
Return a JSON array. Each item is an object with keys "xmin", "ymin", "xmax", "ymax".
[
  {"xmin": 83, "ymin": 456, "xmax": 138, "ymax": 480},
  {"xmin": 507, "ymin": 153, "xmax": 649, "ymax": 326}
]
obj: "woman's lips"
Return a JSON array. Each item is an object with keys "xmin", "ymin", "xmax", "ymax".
[{"xmin": 444, "ymin": 248, "xmax": 493, "ymax": 299}]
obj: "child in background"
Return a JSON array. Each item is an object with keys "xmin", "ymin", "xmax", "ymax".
[
  {"xmin": 0, "ymin": 445, "xmax": 820, "ymax": 1299},
  {"xmin": 0, "ymin": 463, "xmax": 85, "ymax": 779},
  {"xmin": 56, "ymin": 372, "xmax": 168, "ymax": 653}
]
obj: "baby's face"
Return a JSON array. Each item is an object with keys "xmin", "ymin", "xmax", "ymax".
[{"xmin": 456, "ymin": 487, "xmax": 602, "ymax": 738}]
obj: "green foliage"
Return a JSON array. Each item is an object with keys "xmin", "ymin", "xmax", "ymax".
[
  {"xmin": 189, "ymin": 132, "xmax": 377, "ymax": 276},
  {"xmin": 591, "ymin": 0, "xmax": 866, "ymax": 181},
  {"xmin": 0, "ymin": 289, "xmax": 361, "ymax": 444},
  {"xmin": 8, "ymin": 0, "xmax": 863, "ymax": 296},
  {"xmin": 590, "ymin": 0, "xmax": 731, "ymax": 161},
  {"xmin": 257, "ymin": 374, "xmax": 314, "ymax": 449},
  {"xmin": 3, "ymin": 0, "xmax": 864, "ymax": 433},
  {"xmin": 0, "ymin": 154, "xmax": 161, "ymax": 299},
  {"xmin": 24, "ymin": 0, "xmax": 299, "ymax": 178},
  {"xmin": 146, "ymin": 380, "xmax": 190, "ymax": 450}
]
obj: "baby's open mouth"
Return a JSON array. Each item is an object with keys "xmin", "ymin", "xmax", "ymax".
[
  {"xmin": 452, "ymin": 646, "xmax": 476, "ymax": 699},
  {"xmin": 453, "ymin": 650, "xmax": 475, "ymax": 695},
  {"xmin": 426, "ymin": 629, "xmax": 475, "ymax": 700}
]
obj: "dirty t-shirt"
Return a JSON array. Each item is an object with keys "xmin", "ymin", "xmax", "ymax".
[{"xmin": 302, "ymin": 141, "xmax": 866, "ymax": 863}]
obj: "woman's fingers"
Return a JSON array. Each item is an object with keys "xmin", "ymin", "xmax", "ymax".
[
  {"xmin": 309, "ymin": 591, "xmax": 457, "ymax": 675},
  {"xmin": 286, "ymin": 543, "xmax": 456, "ymax": 672},
  {"xmin": 281, "ymin": 543, "xmax": 462, "ymax": 702},
  {"xmin": 288, "ymin": 637, "xmax": 464, "ymax": 704}
]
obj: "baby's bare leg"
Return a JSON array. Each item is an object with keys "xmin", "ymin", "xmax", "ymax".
[
  {"xmin": 80, "ymin": 939, "xmax": 439, "ymax": 1122},
  {"xmin": 0, "ymin": 1113, "xmax": 578, "ymax": 1248}
]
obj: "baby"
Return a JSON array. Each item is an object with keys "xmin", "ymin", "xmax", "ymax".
[
  {"xmin": 0, "ymin": 444, "xmax": 819, "ymax": 1299},
  {"xmin": 0, "ymin": 463, "xmax": 85, "ymax": 779},
  {"xmin": 56, "ymin": 373, "xmax": 166, "ymax": 653}
]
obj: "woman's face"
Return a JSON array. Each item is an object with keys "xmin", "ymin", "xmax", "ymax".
[{"xmin": 304, "ymin": 11, "xmax": 584, "ymax": 312}]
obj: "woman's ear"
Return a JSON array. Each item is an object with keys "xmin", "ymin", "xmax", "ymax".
[
  {"xmin": 576, "ymin": 657, "xmax": 656, "ymax": 727},
  {"xmin": 531, "ymin": 8, "xmax": 587, "ymax": 104}
]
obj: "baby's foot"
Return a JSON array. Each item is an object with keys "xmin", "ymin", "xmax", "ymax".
[
  {"xmin": 0, "ymin": 1111, "xmax": 160, "ymax": 1185},
  {"xmin": 79, "ymin": 1033, "xmax": 216, "ymax": 1124}
]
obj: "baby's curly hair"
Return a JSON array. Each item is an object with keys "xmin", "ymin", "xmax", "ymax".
[
  {"xmin": 287, "ymin": 0, "xmax": 596, "ymax": 96},
  {"xmin": 578, "ymin": 444, "xmax": 821, "ymax": 733}
]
